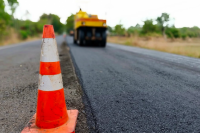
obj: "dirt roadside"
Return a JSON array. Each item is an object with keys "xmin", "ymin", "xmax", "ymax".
[{"xmin": 59, "ymin": 41, "xmax": 89, "ymax": 133}]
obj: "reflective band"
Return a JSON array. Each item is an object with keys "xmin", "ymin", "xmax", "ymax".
[
  {"xmin": 38, "ymin": 74, "xmax": 63, "ymax": 91},
  {"xmin": 40, "ymin": 38, "xmax": 59, "ymax": 62}
]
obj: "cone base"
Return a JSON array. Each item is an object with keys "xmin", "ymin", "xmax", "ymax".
[{"xmin": 21, "ymin": 110, "xmax": 78, "ymax": 133}]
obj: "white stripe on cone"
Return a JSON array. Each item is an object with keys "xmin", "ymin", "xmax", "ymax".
[
  {"xmin": 41, "ymin": 38, "xmax": 59, "ymax": 62},
  {"xmin": 38, "ymin": 74, "xmax": 63, "ymax": 91}
]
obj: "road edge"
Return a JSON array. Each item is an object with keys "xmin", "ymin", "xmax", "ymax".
[
  {"xmin": 59, "ymin": 41, "xmax": 89, "ymax": 133},
  {"xmin": 68, "ymin": 42, "xmax": 99, "ymax": 133}
]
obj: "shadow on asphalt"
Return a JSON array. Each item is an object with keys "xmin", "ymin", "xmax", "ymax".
[{"xmin": 74, "ymin": 43, "xmax": 106, "ymax": 48}]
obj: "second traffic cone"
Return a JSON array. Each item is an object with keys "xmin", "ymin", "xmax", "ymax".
[{"xmin": 21, "ymin": 25, "xmax": 78, "ymax": 133}]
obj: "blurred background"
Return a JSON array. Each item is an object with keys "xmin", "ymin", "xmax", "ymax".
[{"xmin": 1, "ymin": 0, "xmax": 200, "ymax": 57}]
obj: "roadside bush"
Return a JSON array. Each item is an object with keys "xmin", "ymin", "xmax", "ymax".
[
  {"xmin": 19, "ymin": 30, "xmax": 28, "ymax": 40},
  {"xmin": 165, "ymin": 28, "xmax": 180, "ymax": 38},
  {"xmin": 187, "ymin": 32, "xmax": 196, "ymax": 38},
  {"xmin": 141, "ymin": 19, "xmax": 159, "ymax": 35},
  {"xmin": 0, "ymin": 20, "xmax": 7, "ymax": 40},
  {"xmin": 181, "ymin": 34, "xmax": 187, "ymax": 40}
]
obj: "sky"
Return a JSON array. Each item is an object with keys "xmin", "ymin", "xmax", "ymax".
[{"xmin": 7, "ymin": 0, "xmax": 200, "ymax": 28}]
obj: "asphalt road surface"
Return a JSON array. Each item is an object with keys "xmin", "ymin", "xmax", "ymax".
[
  {"xmin": 0, "ymin": 39, "xmax": 41, "ymax": 132},
  {"xmin": 67, "ymin": 36, "xmax": 200, "ymax": 133},
  {"xmin": 1, "ymin": 35, "xmax": 200, "ymax": 133},
  {"xmin": 0, "ymin": 36, "xmax": 89, "ymax": 133},
  {"xmin": 0, "ymin": 37, "xmax": 66, "ymax": 132}
]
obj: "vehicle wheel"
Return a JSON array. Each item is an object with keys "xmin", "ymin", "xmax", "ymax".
[
  {"xmin": 94, "ymin": 32, "xmax": 101, "ymax": 46},
  {"xmin": 78, "ymin": 29, "xmax": 84, "ymax": 46},
  {"xmin": 86, "ymin": 31, "xmax": 92, "ymax": 38},
  {"xmin": 101, "ymin": 31, "xmax": 106, "ymax": 47},
  {"xmin": 95, "ymin": 32, "xmax": 101, "ymax": 38},
  {"xmin": 101, "ymin": 42, "xmax": 106, "ymax": 47}
]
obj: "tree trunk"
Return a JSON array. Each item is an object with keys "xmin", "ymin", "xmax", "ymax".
[{"xmin": 162, "ymin": 27, "xmax": 166, "ymax": 39}]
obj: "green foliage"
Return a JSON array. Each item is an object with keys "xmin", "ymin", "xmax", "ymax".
[
  {"xmin": 165, "ymin": 27, "xmax": 180, "ymax": 38},
  {"xmin": 156, "ymin": 13, "xmax": 169, "ymax": 26},
  {"xmin": 51, "ymin": 15, "xmax": 64, "ymax": 34},
  {"xmin": 127, "ymin": 26, "xmax": 135, "ymax": 34},
  {"xmin": 127, "ymin": 24, "xmax": 141, "ymax": 35},
  {"xmin": 0, "ymin": 0, "xmax": 12, "ymax": 40},
  {"xmin": 114, "ymin": 24, "xmax": 125, "ymax": 35},
  {"xmin": 0, "ymin": 0, "xmax": 66, "ymax": 43},
  {"xmin": 156, "ymin": 13, "xmax": 170, "ymax": 36},
  {"xmin": 66, "ymin": 14, "xmax": 74, "ymax": 33},
  {"xmin": 36, "ymin": 19, "xmax": 48, "ymax": 33},
  {"xmin": 7, "ymin": 0, "xmax": 18, "ymax": 14},
  {"xmin": 39, "ymin": 13, "xmax": 64, "ymax": 34},
  {"xmin": 13, "ymin": 20, "xmax": 37, "ymax": 37},
  {"xmin": 0, "ymin": 20, "xmax": 7, "ymax": 40},
  {"xmin": 107, "ymin": 26, "xmax": 113, "ymax": 33},
  {"xmin": 13, "ymin": 13, "xmax": 64, "ymax": 39},
  {"xmin": 179, "ymin": 26, "xmax": 200, "ymax": 38},
  {"xmin": 181, "ymin": 34, "xmax": 187, "ymax": 40},
  {"xmin": 109, "ymin": 12, "xmax": 200, "ymax": 40},
  {"xmin": 8, "ymin": 13, "xmax": 64, "ymax": 41},
  {"xmin": 0, "ymin": 1, "xmax": 11, "ymax": 22},
  {"xmin": 19, "ymin": 30, "xmax": 28, "ymax": 40},
  {"xmin": 40, "ymin": 13, "xmax": 51, "ymax": 20},
  {"xmin": 141, "ymin": 19, "xmax": 158, "ymax": 34},
  {"xmin": 7, "ymin": 0, "xmax": 19, "ymax": 7}
]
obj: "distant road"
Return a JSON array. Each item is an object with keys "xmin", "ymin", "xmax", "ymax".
[{"xmin": 67, "ymin": 36, "xmax": 200, "ymax": 132}]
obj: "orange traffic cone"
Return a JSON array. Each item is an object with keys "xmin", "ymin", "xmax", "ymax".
[{"xmin": 21, "ymin": 25, "xmax": 78, "ymax": 133}]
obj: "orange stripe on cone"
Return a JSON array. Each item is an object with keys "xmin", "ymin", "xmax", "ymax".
[
  {"xmin": 40, "ymin": 62, "xmax": 61, "ymax": 75},
  {"xmin": 36, "ymin": 89, "xmax": 68, "ymax": 128},
  {"xmin": 42, "ymin": 25, "xmax": 55, "ymax": 38},
  {"xmin": 21, "ymin": 25, "xmax": 78, "ymax": 133}
]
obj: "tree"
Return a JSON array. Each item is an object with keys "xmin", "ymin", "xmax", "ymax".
[
  {"xmin": 51, "ymin": 14, "xmax": 64, "ymax": 34},
  {"xmin": 114, "ymin": 24, "xmax": 125, "ymax": 36},
  {"xmin": 127, "ymin": 24, "xmax": 141, "ymax": 35},
  {"xmin": 107, "ymin": 26, "xmax": 113, "ymax": 33},
  {"xmin": 7, "ymin": 0, "xmax": 19, "ymax": 29},
  {"xmin": 7, "ymin": 0, "xmax": 18, "ymax": 16},
  {"xmin": 0, "ymin": 0, "xmax": 11, "ymax": 22},
  {"xmin": 39, "ymin": 14, "xmax": 64, "ymax": 34},
  {"xmin": 40, "ymin": 13, "xmax": 52, "ymax": 24},
  {"xmin": 66, "ymin": 14, "xmax": 74, "ymax": 33},
  {"xmin": 165, "ymin": 27, "xmax": 180, "ymax": 38},
  {"xmin": 178, "ymin": 26, "xmax": 200, "ymax": 38},
  {"xmin": 156, "ymin": 13, "xmax": 170, "ymax": 37},
  {"xmin": 127, "ymin": 26, "xmax": 135, "ymax": 35},
  {"xmin": 0, "ymin": 0, "xmax": 12, "ymax": 40},
  {"xmin": 191, "ymin": 26, "xmax": 200, "ymax": 37},
  {"xmin": 141, "ymin": 19, "xmax": 157, "ymax": 34}
]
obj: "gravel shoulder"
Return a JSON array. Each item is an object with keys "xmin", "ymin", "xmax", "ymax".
[{"xmin": 59, "ymin": 41, "xmax": 89, "ymax": 133}]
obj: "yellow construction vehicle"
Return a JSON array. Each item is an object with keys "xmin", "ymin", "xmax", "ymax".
[{"xmin": 74, "ymin": 9, "xmax": 107, "ymax": 47}]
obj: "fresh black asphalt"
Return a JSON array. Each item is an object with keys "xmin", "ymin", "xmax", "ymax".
[
  {"xmin": 1, "ymin": 35, "xmax": 200, "ymax": 133},
  {"xmin": 67, "ymin": 36, "xmax": 200, "ymax": 133}
]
